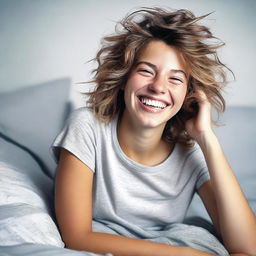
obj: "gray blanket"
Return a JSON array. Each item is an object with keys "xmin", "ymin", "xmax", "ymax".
[{"xmin": 0, "ymin": 162, "xmax": 228, "ymax": 256}]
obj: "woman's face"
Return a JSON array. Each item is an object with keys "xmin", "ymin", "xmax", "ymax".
[{"xmin": 123, "ymin": 40, "xmax": 189, "ymax": 130}]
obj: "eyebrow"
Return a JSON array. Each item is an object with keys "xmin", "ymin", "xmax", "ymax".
[{"xmin": 136, "ymin": 61, "xmax": 188, "ymax": 80}]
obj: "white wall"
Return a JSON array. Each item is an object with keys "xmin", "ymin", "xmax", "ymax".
[{"xmin": 1, "ymin": 0, "xmax": 256, "ymax": 106}]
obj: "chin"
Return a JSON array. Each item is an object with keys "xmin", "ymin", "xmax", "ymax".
[{"xmin": 137, "ymin": 116, "xmax": 168, "ymax": 129}]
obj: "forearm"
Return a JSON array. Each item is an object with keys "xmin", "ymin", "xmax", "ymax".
[
  {"xmin": 197, "ymin": 131, "xmax": 256, "ymax": 255},
  {"xmin": 65, "ymin": 231, "xmax": 217, "ymax": 256}
]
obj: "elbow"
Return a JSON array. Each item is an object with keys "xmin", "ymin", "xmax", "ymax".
[
  {"xmin": 226, "ymin": 233, "xmax": 256, "ymax": 256},
  {"xmin": 63, "ymin": 239, "xmax": 78, "ymax": 250},
  {"xmin": 230, "ymin": 245, "xmax": 256, "ymax": 256},
  {"xmin": 62, "ymin": 231, "xmax": 92, "ymax": 251},
  {"xmin": 247, "ymin": 247, "xmax": 256, "ymax": 256},
  {"xmin": 243, "ymin": 250, "xmax": 256, "ymax": 256},
  {"xmin": 245, "ymin": 240, "xmax": 256, "ymax": 256},
  {"xmin": 63, "ymin": 239, "xmax": 82, "ymax": 251}
]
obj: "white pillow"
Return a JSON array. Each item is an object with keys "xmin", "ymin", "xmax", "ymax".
[{"xmin": 0, "ymin": 137, "xmax": 63, "ymax": 247}]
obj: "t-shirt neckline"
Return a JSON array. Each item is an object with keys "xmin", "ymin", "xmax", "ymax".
[{"xmin": 111, "ymin": 115, "xmax": 178, "ymax": 173}]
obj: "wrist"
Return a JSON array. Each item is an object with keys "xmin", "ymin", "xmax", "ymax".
[
  {"xmin": 196, "ymin": 131, "xmax": 226, "ymax": 172},
  {"xmin": 195, "ymin": 130, "xmax": 219, "ymax": 152}
]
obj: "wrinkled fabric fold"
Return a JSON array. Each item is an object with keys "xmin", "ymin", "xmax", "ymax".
[{"xmin": 92, "ymin": 219, "xmax": 228, "ymax": 256}]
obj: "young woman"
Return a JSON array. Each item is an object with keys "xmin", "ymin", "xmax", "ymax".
[{"xmin": 51, "ymin": 7, "xmax": 256, "ymax": 256}]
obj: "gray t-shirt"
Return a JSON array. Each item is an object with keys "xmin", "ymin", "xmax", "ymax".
[{"xmin": 50, "ymin": 107, "xmax": 210, "ymax": 232}]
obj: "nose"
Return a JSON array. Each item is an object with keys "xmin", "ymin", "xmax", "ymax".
[{"xmin": 148, "ymin": 74, "xmax": 167, "ymax": 94}]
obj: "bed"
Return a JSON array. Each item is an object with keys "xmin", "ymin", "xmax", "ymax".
[{"xmin": 0, "ymin": 78, "xmax": 255, "ymax": 255}]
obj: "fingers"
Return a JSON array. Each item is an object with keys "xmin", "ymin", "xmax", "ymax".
[
  {"xmin": 193, "ymin": 88, "xmax": 210, "ymax": 105},
  {"xmin": 184, "ymin": 88, "xmax": 210, "ymax": 115}
]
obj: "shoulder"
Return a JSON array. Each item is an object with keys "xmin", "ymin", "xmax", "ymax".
[
  {"xmin": 68, "ymin": 107, "xmax": 95, "ymax": 123},
  {"xmin": 175, "ymin": 142, "xmax": 206, "ymax": 170},
  {"xmin": 177, "ymin": 142, "xmax": 204, "ymax": 160},
  {"xmin": 65, "ymin": 107, "xmax": 116, "ymax": 139},
  {"xmin": 65, "ymin": 107, "xmax": 101, "ymax": 129}
]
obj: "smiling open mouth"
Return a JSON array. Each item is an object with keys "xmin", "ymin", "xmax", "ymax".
[{"xmin": 139, "ymin": 96, "xmax": 168, "ymax": 109}]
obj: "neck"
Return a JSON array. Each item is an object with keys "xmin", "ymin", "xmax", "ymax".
[{"xmin": 117, "ymin": 113, "xmax": 172, "ymax": 166}]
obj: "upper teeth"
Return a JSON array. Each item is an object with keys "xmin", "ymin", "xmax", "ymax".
[{"xmin": 141, "ymin": 97, "xmax": 167, "ymax": 109}]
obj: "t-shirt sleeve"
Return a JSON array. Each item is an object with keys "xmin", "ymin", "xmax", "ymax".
[
  {"xmin": 193, "ymin": 144, "xmax": 210, "ymax": 191},
  {"xmin": 195, "ymin": 166, "xmax": 210, "ymax": 190},
  {"xmin": 49, "ymin": 107, "xmax": 96, "ymax": 172}
]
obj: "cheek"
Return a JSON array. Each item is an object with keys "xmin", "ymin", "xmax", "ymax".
[
  {"xmin": 172, "ymin": 87, "xmax": 187, "ymax": 105},
  {"xmin": 123, "ymin": 80, "xmax": 138, "ymax": 106},
  {"xmin": 124, "ymin": 76, "xmax": 144, "ymax": 95}
]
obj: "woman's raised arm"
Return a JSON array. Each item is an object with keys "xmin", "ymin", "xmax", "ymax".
[{"xmin": 186, "ymin": 90, "xmax": 256, "ymax": 256}]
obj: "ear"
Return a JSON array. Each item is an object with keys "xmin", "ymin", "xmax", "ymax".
[{"xmin": 120, "ymin": 82, "xmax": 126, "ymax": 90}]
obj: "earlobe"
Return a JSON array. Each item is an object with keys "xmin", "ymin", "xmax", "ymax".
[{"xmin": 120, "ymin": 83, "xmax": 126, "ymax": 90}]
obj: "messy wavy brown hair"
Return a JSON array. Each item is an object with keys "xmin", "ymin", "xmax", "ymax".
[{"xmin": 85, "ymin": 7, "xmax": 232, "ymax": 145}]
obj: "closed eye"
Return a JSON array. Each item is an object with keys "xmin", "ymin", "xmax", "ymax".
[
  {"xmin": 170, "ymin": 77, "xmax": 183, "ymax": 83},
  {"xmin": 138, "ymin": 69, "xmax": 154, "ymax": 75}
]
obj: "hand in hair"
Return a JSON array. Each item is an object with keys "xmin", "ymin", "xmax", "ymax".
[{"xmin": 184, "ymin": 89, "xmax": 213, "ymax": 143}]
